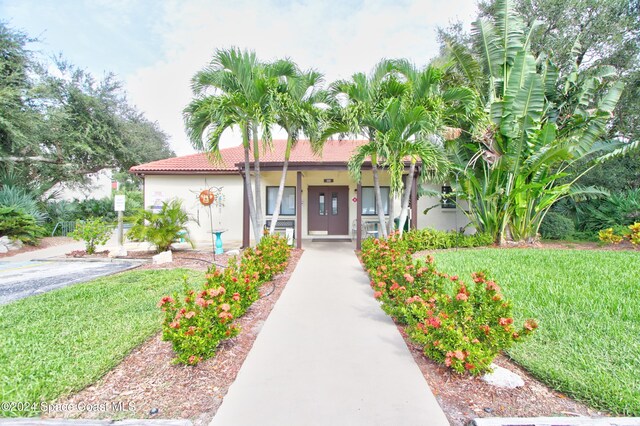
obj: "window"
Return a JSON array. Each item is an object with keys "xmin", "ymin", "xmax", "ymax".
[
  {"xmin": 441, "ymin": 185, "xmax": 456, "ymax": 209},
  {"xmin": 361, "ymin": 186, "xmax": 389, "ymax": 215},
  {"xmin": 266, "ymin": 186, "xmax": 296, "ymax": 215}
]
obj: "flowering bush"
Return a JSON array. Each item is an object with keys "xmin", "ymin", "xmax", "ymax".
[
  {"xmin": 159, "ymin": 233, "xmax": 291, "ymax": 365},
  {"xmin": 361, "ymin": 232, "xmax": 537, "ymax": 375}
]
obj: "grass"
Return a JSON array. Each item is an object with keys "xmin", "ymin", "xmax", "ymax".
[
  {"xmin": 430, "ymin": 248, "xmax": 640, "ymax": 416},
  {"xmin": 0, "ymin": 268, "xmax": 201, "ymax": 416}
]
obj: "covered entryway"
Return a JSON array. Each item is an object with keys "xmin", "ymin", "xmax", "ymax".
[{"xmin": 307, "ymin": 186, "xmax": 349, "ymax": 235}]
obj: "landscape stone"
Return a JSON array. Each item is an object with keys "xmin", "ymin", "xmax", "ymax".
[
  {"xmin": 0, "ymin": 235, "xmax": 10, "ymax": 244},
  {"xmin": 152, "ymin": 250, "xmax": 173, "ymax": 265},
  {"xmin": 226, "ymin": 249, "xmax": 240, "ymax": 256},
  {"xmin": 481, "ymin": 364, "xmax": 525, "ymax": 388},
  {"xmin": 0, "ymin": 245, "xmax": 8, "ymax": 254}
]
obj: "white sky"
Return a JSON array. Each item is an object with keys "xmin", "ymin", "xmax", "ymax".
[{"xmin": 0, "ymin": 0, "xmax": 479, "ymax": 156}]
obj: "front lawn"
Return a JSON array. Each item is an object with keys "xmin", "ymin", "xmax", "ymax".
[
  {"xmin": 431, "ymin": 248, "xmax": 640, "ymax": 416},
  {"xmin": 0, "ymin": 269, "xmax": 200, "ymax": 416}
]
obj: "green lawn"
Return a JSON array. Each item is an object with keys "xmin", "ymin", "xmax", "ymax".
[
  {"xmin": 431, "ymin": 248, "xmax": 640, "ymax": 416},
  {"xmin": 0, "ymin": 269, "xmax": 200, "ymax": 416}
]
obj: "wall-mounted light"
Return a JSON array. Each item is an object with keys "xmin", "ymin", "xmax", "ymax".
[{"xmin": 324, "ymin": 178, "xmax": 334, "ymax": 183}]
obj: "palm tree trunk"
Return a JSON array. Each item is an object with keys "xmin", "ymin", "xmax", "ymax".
[
  {"xmin": 387, "ymin": 192, "xmax": 395, "ymax": 235},
  {"xmin": 372, "ymin": 161, "xmax": 388, "ymax": 239},
  {"xmin": 242, "ymin": 126, "xmax": 260, "ymax": 243},
  {"xmin": 269, "ymin": 136, "xmax": 292, "ymax": 234},
  {"xmin": 398, "ymin": 160, "xmax": 416, "ymax": 237},
  {"xmin": 251, "ymin": 123, "xmax": 264, "ymax": 242}
]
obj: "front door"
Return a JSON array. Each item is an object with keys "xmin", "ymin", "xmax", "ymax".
[{"xmin": 308, "ymin": 186, "xmax": 349, "ymax": 235}]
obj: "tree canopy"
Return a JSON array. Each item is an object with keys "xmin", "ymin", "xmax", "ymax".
[{"xmin": 0, "ymin": 22, "xmax": 174, "ymax": 194}]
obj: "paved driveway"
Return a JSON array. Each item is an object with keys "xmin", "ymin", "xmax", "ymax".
[{"xmin": 0, "ymin": 260, "xmax": 139, "ymax": 305}]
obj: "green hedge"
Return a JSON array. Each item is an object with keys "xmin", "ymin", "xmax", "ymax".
[{"xmin": 402, "ymin": 228, "xmax": 493, "ymax": 251}]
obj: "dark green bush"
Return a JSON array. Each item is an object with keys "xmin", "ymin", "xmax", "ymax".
[
  {"xmin": 539, "ymin": 212, "xmax": 575, "ymax": 240},
  {"xmin": 0, "ymin": 206, "xmax": 47, "ymax": 245}
]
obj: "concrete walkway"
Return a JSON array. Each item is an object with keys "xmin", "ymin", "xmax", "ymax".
[
  {"xmin": 0, "ymin": 241, "xmax": 84, "ymax": 262},
  {"xmin": 211, "ymin": 241, "xmax": 449, "ymax": 426}
]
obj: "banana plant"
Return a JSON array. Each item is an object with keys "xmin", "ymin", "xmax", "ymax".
[{"xmin": 446, "ymin": 0, "xmax": 636, "ymax": 244}]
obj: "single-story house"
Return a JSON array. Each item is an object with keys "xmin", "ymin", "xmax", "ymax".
[{"xmin": 129, "ymin": 139, "xmax": 468, "ymax": 249}]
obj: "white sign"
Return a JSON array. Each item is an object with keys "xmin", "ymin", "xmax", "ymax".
[{"xmin": 114, "ymin": 195, "xmax": 126, "ymax": 212}]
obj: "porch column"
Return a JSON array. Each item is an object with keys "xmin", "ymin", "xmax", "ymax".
[
  {"xmin": 356, "ymin": 183, "xmax": 362, "ymax": 250},
  {"xmin": 296, "ymin": 171, "xmax": 302, "ymax": 249},
  {"xmin": 411, "ymin": 170, "xmax": 418, "ymax": 230},
  {"xmin": 242, "ymin": 174, "xmax": 250, "ymax": 248}
]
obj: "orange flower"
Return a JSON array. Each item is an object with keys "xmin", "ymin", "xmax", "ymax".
[
  {"xmin": 232, "ymin": 293, "xmax": 241, "ymax": 301},
  {"xmin": 373, "ymin": 291, "xmax": 383, "ymax": 299},
  {"xmin": 185, "ymin": 311, "xmax": 196, "ymax": 319},
  {"xmin": 403, "ymin": 273, "xmax": 415, "ymax": 283},
  {"xmin": 524, "ymin": 319, "xmax": 538, "ymax": 331},
  {"xmin": 456, "ymin": 292, "xmax": 468, "ymax": 301}
]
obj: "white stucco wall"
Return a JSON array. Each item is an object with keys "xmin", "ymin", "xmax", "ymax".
[
  {"xmin": 142, "ymin": 174, "xmax": 245, "ymax": 248},
  {"xmin": 142, "ymin": 171, "xmax": 469, "ymax": 249},
  {"xmin": 417, "ymin": 183, "xmax": 470, "ymax": 233}
]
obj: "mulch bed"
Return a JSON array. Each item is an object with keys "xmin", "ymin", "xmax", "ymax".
[
  {"xmin": 399, "ymin": 326, "xmax": 601, "ymax": 425},
  {"xmin": 45, "ymin": 248, "xmax": 303, "ymax": 425}
]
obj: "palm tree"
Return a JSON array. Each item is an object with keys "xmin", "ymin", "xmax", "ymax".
[
  {"xmin": 445, "ymin": 0, "xmax": 634, "ymax": 243},
  {"xmin": 268, "ymin": 67, "xmax": 329, "ymax": 234},
  {"xmin": 334, "ymin": 60, "xmax": 401, "ymax": 238},
  {"xmin": 184, "ymin": 48, "xmax": 294, "ymax": 243}
]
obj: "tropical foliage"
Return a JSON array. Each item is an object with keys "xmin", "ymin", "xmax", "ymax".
[
  {"xmin": 442, "ymin": 0, "xmax": 635, "ymax": 243},
  {"xmin": 184, "ymin": 48, "xmax": 297, "ymax": 243},
  {"xmin": 333, "ymin": 60, "xmax": 455, "ymax": 237},
  {"xmin": 127, "ymin": 199, "xmax": 193, "ymax": 253}
]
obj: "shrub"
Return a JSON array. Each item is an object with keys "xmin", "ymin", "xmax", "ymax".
[
  {"xmin": 159, "ymin": 233, "xmax": 291, "ymax": 365},
  {"xmin": 127, "ymin": 199, "xmax": 192, "ymax": 253},
  {"xmin": 599, "ymin": 222, "xmax": 640, "ymax": 247},
  {"xmin": 0, "ymin": 206, "xmax": 46, "ymax": 245},
  {"xmin": 0, "ymin": 186, "xmax": 47, "ymax": 224},
  {"xmin": 539, "ymin": 211, "xmax": 575, "ymax": 240},
  {"xmin": 402, "ymin": 228, "xmax": 493, "ymax": 252},
  {"xmin": 69, "ymin": 217, "xmax": 113, "ymax": 254},
  {"xmin": 361, "ymin": 232, "xmax": 536, "ymax": 375}
]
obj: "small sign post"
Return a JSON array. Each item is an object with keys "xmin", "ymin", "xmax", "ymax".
[{"xmin": 114, "ymin": 195, "xmax": 126, "ymax": 246}]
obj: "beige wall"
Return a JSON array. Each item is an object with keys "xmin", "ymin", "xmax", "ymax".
[
  {"xmin": 142, "ymin": 171, "xmax": 469, "ymax": 249},
  {"xmin": 143, "ymin": 174, "xmax": 246, "ymax": 248}
]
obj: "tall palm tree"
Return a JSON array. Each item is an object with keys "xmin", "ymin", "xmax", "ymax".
[
  {"xmin": 268, "ymin": 67, "xmax": 329, "ymax": 234},
  {"xmin": 334, "ymin": 60, "xmax": 401, "ymax": 238},
  {"xmin": 184, "ymin": 48, "xmax": 294, "ymax": 243}
]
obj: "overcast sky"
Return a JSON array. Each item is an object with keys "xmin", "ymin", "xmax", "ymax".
[{"xmin": 0, "ymin": 0, "xmax": 479, "ymax": 156}]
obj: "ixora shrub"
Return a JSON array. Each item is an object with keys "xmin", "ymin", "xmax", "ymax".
[
  {"xmin": 402, "ymin": 228, "xmax": 493, "ymax": 252},
  {"xmin": 159, "ymin": 233, "xmax": 291, "ymax": 365},
  {"xmin": 69, "ymin": 217, "xmax": 113, "ymax": 254},
  {"xmin": 361, "ymin": 233, "xmax": 537, "ymax": 375},
  {"xmin": 0, "ymin": 206, "xmax": 46, "ymax": 245},
  {"xmin": 127, "ymin": 199, "xmax": 193, "ymax": 253}
]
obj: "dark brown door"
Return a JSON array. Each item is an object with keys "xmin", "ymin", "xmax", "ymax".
[{"xmin": 308, "ymin": 186, "xmax": 349, "ymax": 235}]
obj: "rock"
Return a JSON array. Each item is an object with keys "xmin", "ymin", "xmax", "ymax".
[
  {"xmin": 152, "ymin": 250, "xmax": 172, "ymax": 265},
  {"xmin": 0, "ymin": 245, "xmax": 8, "ymax": 254},
  {"xmin": 226, "ymin": 249, "xmax": 240, "ymax": 256},
  {"xmin": 481, "ymin": 364, "xmax": 525, "ymax": 388},
  {"xmin": 7, "ymin": 238, "xmax": 23, "ymax": 250},
  {"xmin": 0, "ymin": 236, "xmax": 9, "ymax": 244}
]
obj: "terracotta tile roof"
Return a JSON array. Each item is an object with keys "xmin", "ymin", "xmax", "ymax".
[{"xmin": 130, "ymin": 139, "xmax": 368, "ymax": 174}]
